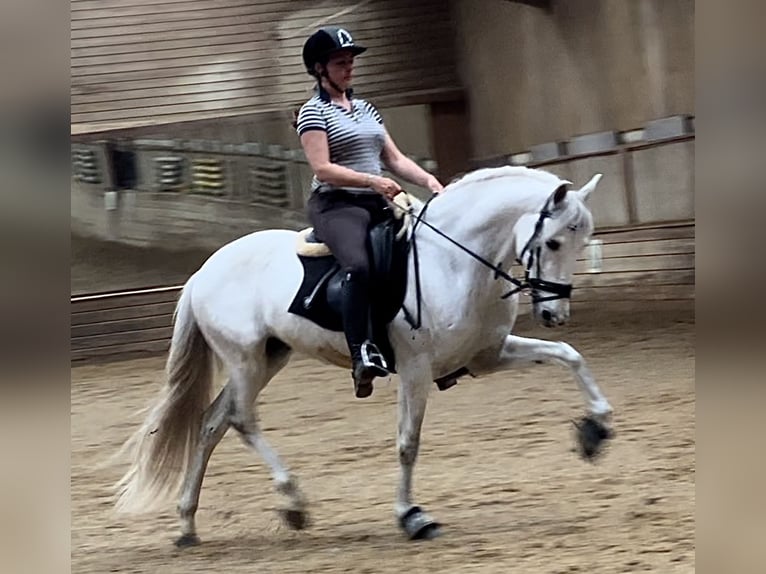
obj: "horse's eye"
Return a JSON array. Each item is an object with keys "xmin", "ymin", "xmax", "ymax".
[{"xmin": 546, "ymin": 239, "xmax": 561, "ymax": 251}]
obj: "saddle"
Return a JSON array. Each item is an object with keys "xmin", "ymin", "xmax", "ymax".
[
  {"xmin": 287, "ymin": 193, "xmax": 467, "ymax": 390},
  {"xmin": 287, "ymin": 195, "xmax": 411, "ymax": 372}
]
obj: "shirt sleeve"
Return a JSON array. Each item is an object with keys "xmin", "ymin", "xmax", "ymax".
[
  {"xmin": 362, "ymin": 100, "xmax": 384, "ymax": 125},
  {"xmin": 296, "ymin": 101, "xmax": 326, "ymax": 136}
]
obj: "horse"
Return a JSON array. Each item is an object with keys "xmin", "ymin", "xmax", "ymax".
[{"xmin": 113, "ymin": 165, "xmax": 614, "ymax": 545}]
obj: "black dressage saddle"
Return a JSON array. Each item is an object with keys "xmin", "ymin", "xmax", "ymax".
[
  {"xmin": 287, "ymin": 196, "xmax": 468, "ymax": 390},
  {"xmin": 287, "ymin": 214, "xmax": 409, "ymax": 372}
]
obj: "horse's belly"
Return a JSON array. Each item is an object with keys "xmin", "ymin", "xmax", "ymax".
[{"xmin": 430, "ymin": 317, "xmax": 511, "ymax": 377}]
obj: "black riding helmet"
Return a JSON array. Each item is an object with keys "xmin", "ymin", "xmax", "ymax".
[{"xmin": 302, "ymin": 26, "xmax": 367, "ymax": 77}]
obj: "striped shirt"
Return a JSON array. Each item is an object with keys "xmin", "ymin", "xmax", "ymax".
[{"xmin": 296, "ymin": 87, "xmax": 386, "ymax": 194}]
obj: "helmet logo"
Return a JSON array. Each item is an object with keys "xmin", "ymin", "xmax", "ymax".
[{"xmin": 336, "ymin": 28, "xmax": 355, "ymax": 47}]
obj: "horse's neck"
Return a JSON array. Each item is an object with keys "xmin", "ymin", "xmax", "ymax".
[{"xmin": 422, "ymin": 178, "xmax": 547, "ymax": 267}]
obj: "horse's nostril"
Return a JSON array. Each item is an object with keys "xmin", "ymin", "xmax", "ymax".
[{"xmin": 541, "ymin": 309, "xmax": 552, "ymax": 321}]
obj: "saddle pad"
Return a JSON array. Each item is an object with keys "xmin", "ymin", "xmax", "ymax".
[
  {"xmin": 295, "ymin": 228, "xmax": 332, "ymax": 258},
  {"xmin": 294, "ymin": 193, "xmax": 415, "ymax": 258}
]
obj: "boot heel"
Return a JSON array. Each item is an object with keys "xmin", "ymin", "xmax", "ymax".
[{"xmin": 352, "ymin": 362, "xmax": 375, "ymax": 399}]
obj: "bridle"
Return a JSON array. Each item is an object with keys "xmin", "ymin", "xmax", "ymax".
[
  {"xmin": 394, "ymin": 190, "xmax": 575, "ymax": 330},
  {"xmin": 514, "ymin": 200, "xmax": 574, "ymax": 303}
]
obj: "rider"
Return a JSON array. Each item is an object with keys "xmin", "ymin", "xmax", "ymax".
[{"xmin": 296, "ymin": 26, "xmax": 444, "ymax": 399}]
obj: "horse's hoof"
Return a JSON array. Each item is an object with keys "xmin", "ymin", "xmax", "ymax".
[
  {"xmin": 280, "ymin": 508, "xmax": 309, "ymax": 530},
  {"xmin": 174, "ymin": 533, "xmax": 201, "ymax": 547},
  {"xmin": 415, "ymin": 522, "xmax": 442, "ymax": 540},
  {"xmin": 399, "ymin": 506, "xmax": 442, "ymax": 541},
  {"xmin": 574, "ymin": 416, "xmax": 613, "ymax": 461}
]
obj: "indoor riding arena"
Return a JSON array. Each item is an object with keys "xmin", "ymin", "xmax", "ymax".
[
  {"xmin": 71, "ymin": 228, "xmax": 695, "ymax": 574},
  {"xmin": 71, "ymin": 1, "xmax": 694, "ymax": 572}
]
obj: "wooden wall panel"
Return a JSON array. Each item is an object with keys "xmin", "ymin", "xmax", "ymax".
[
  {"xmin": 70, "ymin": 223, "xmax": 694, "ymax": 362},
  {"xmin": 572, "ymin": 222, "xmax": 695, "ymax": 302},
  {"xmin": 71, "ymin": 0, "xmax": 461, "ymax": 134},
  {"xmin": 450, "ymin": 0, "xmax": 694, "ymax": 157}
]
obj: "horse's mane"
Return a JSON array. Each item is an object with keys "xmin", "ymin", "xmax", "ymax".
[
  {"xmin": 402, "ymin": 165, "xmax": 592, "ymax": 236},
  {"xmin": 442, "ymin": 165, "xmax": 593, "ymax": 236},
  {"xmin": 446, "ymin": 165, "xmax": 565, "ymax": 192}
]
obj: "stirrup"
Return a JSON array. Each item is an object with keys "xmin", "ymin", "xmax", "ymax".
[{"xmin": 360, "ymin": 341, "xmax": 390, "ymax": 377}]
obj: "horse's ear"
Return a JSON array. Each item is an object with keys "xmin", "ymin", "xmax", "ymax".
[
  {"xmin": 577, "ymin": 173, "xmax": 602, "ymax": 202},
  {"xmin": 552, "ymin": 184, "xmax": 568, "ymax": 207}
]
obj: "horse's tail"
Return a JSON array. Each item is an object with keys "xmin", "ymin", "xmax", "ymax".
[{"xmin": 114, "ymin": 276, "xmax": 213, "ymax": 514}]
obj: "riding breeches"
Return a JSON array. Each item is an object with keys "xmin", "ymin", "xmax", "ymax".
[
  {"xmin": 307, "ymin": 189, "xmax": 391, "ymax": 279},
  {"xmin": 306, "ymin": 189, "xmax": 392, "ymax": 353}
]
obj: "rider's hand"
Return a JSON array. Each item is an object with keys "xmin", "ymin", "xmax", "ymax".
[
  {"xmin": 369, "ymin": 175, "xmax": 402, "ymax": 200},
  {"xmin": 424, "ymin": 174, "xmax": 444, "ymax": 195}
]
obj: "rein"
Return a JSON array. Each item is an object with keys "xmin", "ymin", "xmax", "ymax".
[{"xmin": 389, "ymin": 191, "xmax": 573, "ymax": 330}]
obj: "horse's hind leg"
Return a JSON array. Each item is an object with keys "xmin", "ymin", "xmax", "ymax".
[
  {"xmin": 232, "ymin": 418, "xmax": 309, "ymax": 530},
  {"xmin": 229, "ymin": 342, "xmax": 309, "ymax": 530},
  {"xmin": 176, "ymin": 384, "xmax": 232, "ymax": 547},
  {"xmin": 175, "ymin": 337, "xmax": 297, "ymax": 546}
]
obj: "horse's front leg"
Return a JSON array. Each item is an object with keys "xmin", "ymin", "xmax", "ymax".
[
  {"xmin": 470, "ymin": 334, "xmax": 614, "ymax": 459},
  {"xmin": 395, "ymin": 353, "xmax": 441, "ymax": 540}
]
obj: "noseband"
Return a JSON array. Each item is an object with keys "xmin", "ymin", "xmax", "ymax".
[
  {"xmin": 397, "ymin": 191, "xmax": 574, "ymax": 329},
  {"xmin": 514, "ymin": 202, "xmax": 574, "ymax": 304}
]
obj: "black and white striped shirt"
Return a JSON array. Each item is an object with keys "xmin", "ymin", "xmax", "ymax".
[{"xmin": 296, "ymin": 87, "xmax": 386, "ymax": 194}]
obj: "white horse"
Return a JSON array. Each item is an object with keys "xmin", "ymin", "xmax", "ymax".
[{"xmin": 114, "ymin": 165, "xmax": 614, "ymax": 545}]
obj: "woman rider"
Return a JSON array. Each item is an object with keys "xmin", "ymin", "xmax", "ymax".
[{"xmin": 296, "ymin": 26, "xmax": 444, "ymax": 399}]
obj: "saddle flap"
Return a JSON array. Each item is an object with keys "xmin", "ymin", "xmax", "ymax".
[
  {"xmin": 288, "ymin": 215, "xmax": 411, "ymax": 373},
  {"xmin": 369, "ymin": 217, "xmax": 401, "ymax": 281}
]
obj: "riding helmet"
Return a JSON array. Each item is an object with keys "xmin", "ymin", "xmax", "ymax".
[{"xmin": 302, "ymin": 26, "xmax": 367, "ymax": 75}]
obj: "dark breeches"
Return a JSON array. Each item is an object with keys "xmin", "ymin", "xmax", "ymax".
[
  {"xmin": 307, "ymin": 190, "xmax": 390, "ymax": 281},
  {"xmin": 307, "ymin": 189, "xmax": 392, "ymax": 349}
]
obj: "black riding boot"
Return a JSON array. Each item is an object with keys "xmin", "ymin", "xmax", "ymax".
[{"xmin": 342, "ymin": 271, "xmax": 390, "ymax": 398}]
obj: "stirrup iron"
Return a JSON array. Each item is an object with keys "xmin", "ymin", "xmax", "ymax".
[{"xmin": 360, "ymin": 341, "xmax": 389, "ymax": 376}]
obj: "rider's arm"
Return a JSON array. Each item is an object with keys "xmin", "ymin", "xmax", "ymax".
[
  {"xmin": 380, "ymin": 131, "xmax": 444, "ymax": 194},
  {"xmin": 300, "ymin": 130, "xmax": 373, "ymax": 188},
  {"xmin": 300, "ymin": 130, "xmax": 401, "ymax": 197}
]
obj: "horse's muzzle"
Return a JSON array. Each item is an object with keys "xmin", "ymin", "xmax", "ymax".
[{"xmin": 538, "ymin": 307, "xmax": 568, "ymax": 327}]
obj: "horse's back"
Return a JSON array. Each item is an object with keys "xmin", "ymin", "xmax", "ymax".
[
  {"xmin": 188, "ymin": 229, "xmax": 305, "ymax": 342},
  {"xmin": 196, "ymin": 228, "xmax": 299, "ymax": 275}
]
